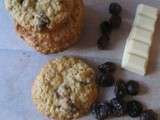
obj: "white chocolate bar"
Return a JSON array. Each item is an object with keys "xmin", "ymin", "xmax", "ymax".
[{"xmin": 122, "ymin": 4, "xmax": 158, "ymax": 75}]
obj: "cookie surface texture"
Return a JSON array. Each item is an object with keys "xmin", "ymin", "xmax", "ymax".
[
  {"xmin": 5, "ymin": 0, "xmax": 73, "ymax": 29},
  {"xmin": 32, "ymin": 57, "xmax": 98, "ymax": 120},
  {"xmin": 5, "ymin": 0, "xmax": 85, "ymax": 54}
]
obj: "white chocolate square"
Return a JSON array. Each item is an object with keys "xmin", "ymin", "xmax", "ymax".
[
  {"xmin": 134, "ymin": 15, "xmax": 156, "ymax": 32},
  {"xmin": 130, "ymin": 27, "xmax": 153, "ymax": 45},
  {"xmin": 137, "ymin": 4, "xmax": 158, "ymax": 20},
  {"xmin": 123, "ymin": 54, "xmax": 147, "ymax": 75},
  {"xmin": 128, "ymin": 40, "xmax": 150, "ymax": 58}
]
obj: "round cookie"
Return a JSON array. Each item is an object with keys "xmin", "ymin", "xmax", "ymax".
[
  {"xmin": 5, "ymin": 0, "xmax": 84, "ymax": 54},
  {"xmin": 32, "ymin": 57, "xmax": 98, "ymax": 120}
]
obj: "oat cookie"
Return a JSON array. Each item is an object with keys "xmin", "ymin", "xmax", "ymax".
[
  {"xmin": 32, "ymin": 57, "xmax": 98, "ymax": 120},
  {"xmin": 5, "ymin": 0, "xmax": 74, "ymax": 30},
  {"xmin": 5, "ymin": 0, "xmax": 84, "ymax": 54}
]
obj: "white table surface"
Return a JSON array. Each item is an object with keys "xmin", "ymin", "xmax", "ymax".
[{"xmin": 1, "ymin": 0, "xmax": 160, "ymax": 120}]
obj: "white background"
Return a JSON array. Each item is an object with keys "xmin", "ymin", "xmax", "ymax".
[{"xmin": 0, "ymin": 0, "xmax": 160, "ymax": 120}]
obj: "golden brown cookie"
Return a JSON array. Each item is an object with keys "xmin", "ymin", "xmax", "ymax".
[
  {"xmin": 32, "ymin": 57, "xmax": 98, "ymax": 120},
  {"xmin": 5, "ymin": 0, "xmax": 74, "ymax": 30},
  {"xmin": 5, "ymin": 0, "xmax": 85, "ymax": 54}
]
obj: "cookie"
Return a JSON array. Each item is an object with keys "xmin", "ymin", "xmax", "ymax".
[
  {"xmin": 5, "ymin": 0, "xmax": 74, "ymax": 30},
  {"xmin": 32, "ymin": 57, "xmax": 98, "ymax": 120},
  {"xmin": 5, "ymin": 0, "xmax": 84, "ymax": 54}
]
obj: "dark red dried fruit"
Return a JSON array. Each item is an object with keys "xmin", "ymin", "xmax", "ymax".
[
  {"xmin": 110, "ymin": 98, "xmax": 126, "ymax": 116},
  {"xmin": 97, "ymin": 34, "xmax": 110, "ymax": 50},
  {"xmin": 127, "ymin": 100, "xmax": 143, "ymax": 118},
  {"xmin": 114, "ymin": 80, "xmax": 127, "ymax": 99},
  {"xmin": 36, "ymin": 12, "xmax": 50, "ymax": 31},
  {"xmin": 126, "ymin": 80, "xmax": 140, "ymax": 96},
  {"xmin": 100, "ymin": 21, "xmax": 112, "ymax": 34},
  {"xmin": 98, "ymin": 62, "xmax": 116, "ymax": 73},
  {"xmin": 91, "ymin": 101, "xmax": 112, "ymax": 120},
  {"xmin": 109, "ymin": 15, "xmax": 122, "ymax": 29},
  {"xmin": 96, "ymin": 72, "xmax": 115, "ymax": 87},
  {"xmin": 109, "ymin": 3, "xmax": 122, "ymax": 16}
]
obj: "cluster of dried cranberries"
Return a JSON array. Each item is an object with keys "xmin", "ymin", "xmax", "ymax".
[
  {"xmin": 97, "ymin": 3, "xmax": 122, "ymax": 50},
  {"xmin": 91, "ymin": 61, "xmax": 158, "ymax": 120}
]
